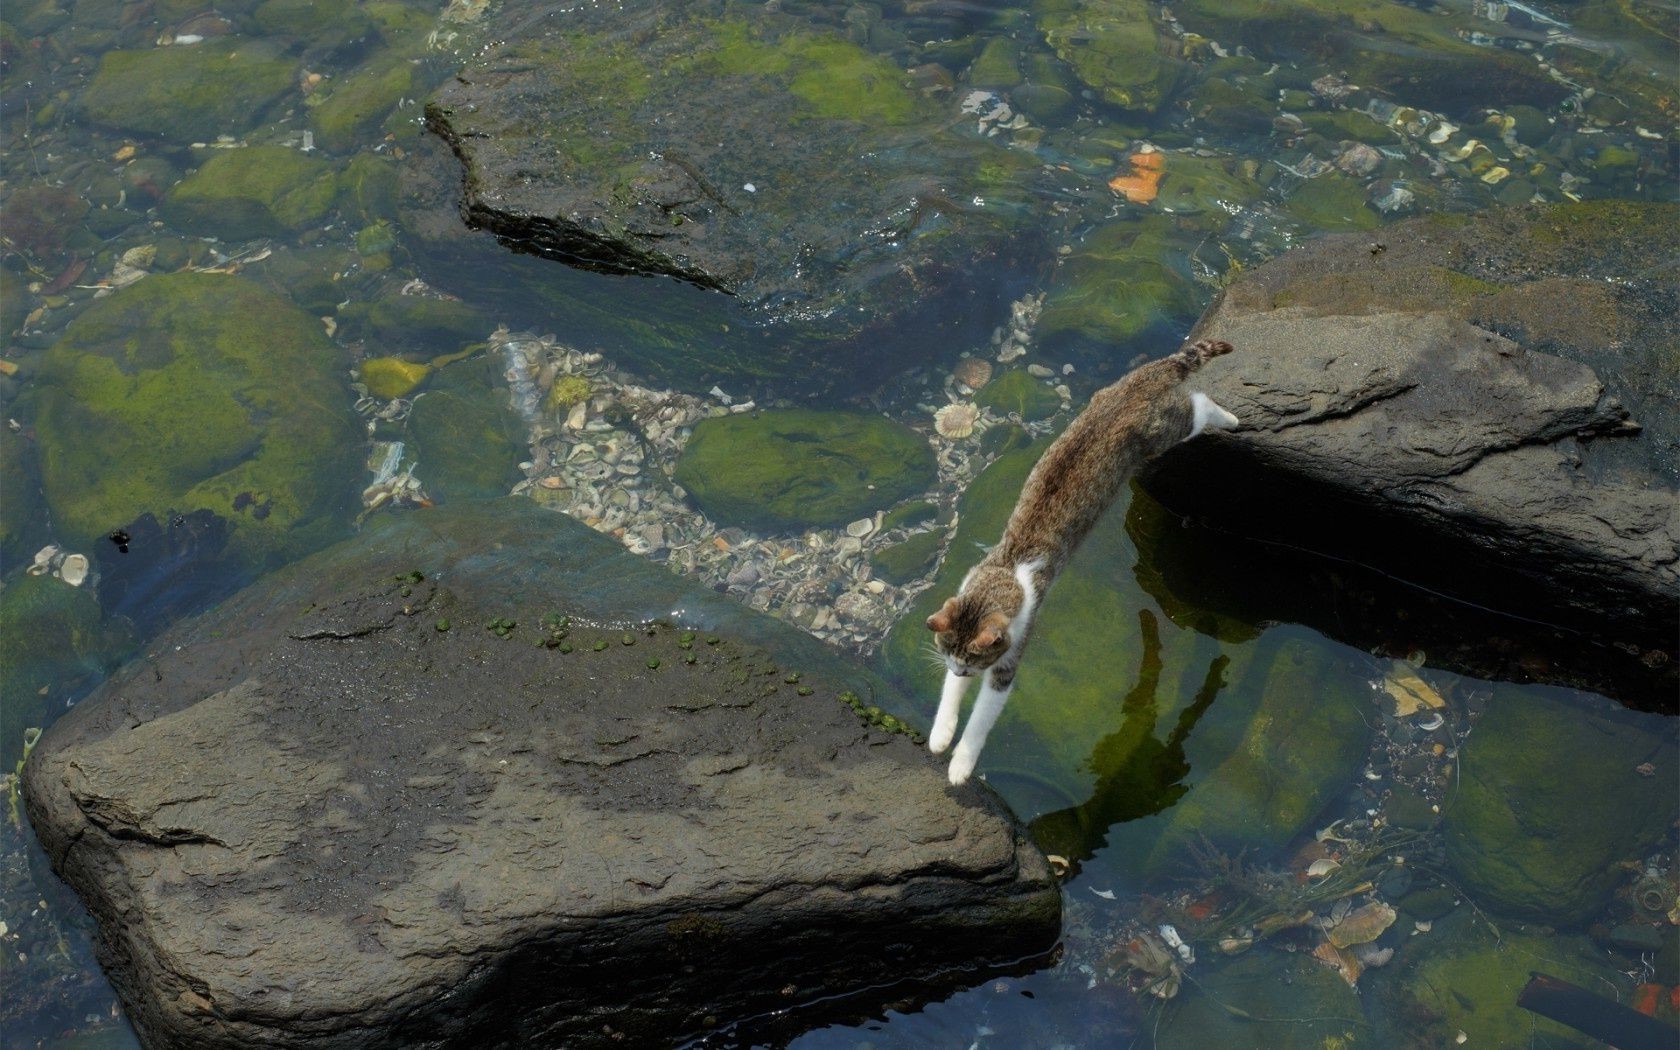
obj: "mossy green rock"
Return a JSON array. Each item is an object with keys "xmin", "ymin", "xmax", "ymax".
[
  {"xmin": 80, "ymin": 39, "xmax": 296, "ymax": 143},
  {"xmin": 309, "ymin": 55, "xmax": 416, "ymax": 153},
  {"xmin": 1382, "ymin": 917, "xmax": 1626, "ymax": 1048},
  {"xmin": 337, "ymin": 295, "xmax": 488, "ymax": 356},
  {"xmin": 405, "ymin": 376, "xmax": 525, "ymax": 504},
  {"xmin": 162, "ymin": 146, "xmax": 339, "ymax": 241},
  {"xmin": 1157, "ymin": 950, "xmax": 1362, "ymax": 1049},
  {"xmin": 1123, "ymin": 633, "xmax": 1371, "ymax": 873},
  {"xmin": 975, "ymin": 370, "xmax": 1060, "ymax": 422},
  {"xmin": 0, "ymin": 428, "xmax": 47, "ymax": 566},
  {"xmin": 33, "ymin": 272, "xmax": 360, "ymax": 563},
  {"xmin": 967, "ymin": 36, "xmax": 1021, "ymax": 88},
  {"xmin": 1443, "ymin": 686, "xmax": 1678, "ymax": 923},
  {"xmin": 869, "ymin": 530, "xmax": 944, "ymax": 585},
  {"xmin": 1041, "ymin": 1, "xmax": 1182, "ymax": 112},
  {"xmin": 1038, "ymin": 216, "xmax": 1201, "ymax": 347},
  {"xmin": 0, "ymin": 574, "xmax": 131, "ymax": 768},
  {"xmin": 1284, "ymin": 172, "xmax": 1379, "ymax": 231},
  {"xmin": 675, "ymin": 410, "xmax": 935, "ymax": 532}
]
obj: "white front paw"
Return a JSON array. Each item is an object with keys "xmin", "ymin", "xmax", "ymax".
[
  {"xmin": 947, "ymin": 746, "xmax": 978, "ymax": 786},
  {"xmin": 928, "ymin": 718, "xmax": 956, "ymax": 754}
]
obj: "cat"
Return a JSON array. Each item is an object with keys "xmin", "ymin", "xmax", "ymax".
[{"xmin": 926, "ymin": 338, "xmax": 1239, "ymax": 786}]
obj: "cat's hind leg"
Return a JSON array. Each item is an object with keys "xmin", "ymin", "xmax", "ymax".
[
  {"xmin": 947, "ymin": 667, "xmax": 1016, "ymax": 786},
  {"xmin": 929, "ymin": 670, "xmax": 972, "ymax": 755}
]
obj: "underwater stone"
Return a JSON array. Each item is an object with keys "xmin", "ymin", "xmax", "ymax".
[
  {"xmin": 1156, "ymin": 950, "xmax": 1360, "ymax": 1049},
  {"xmin": 405, "ymin": 376, "xmax": 524, "ymax": 504},
  {"xmin": 421, "ymin": 3, "xmax": 1039, "ymax": 386},
  {"xmin": 1040, "ymin": 1, "xmax": 1182, "ymax": 113},
  {"xmin": 309, "ymin": 55, "xmax": 417, "ymax": 154},
  {"xmin": 868, "ymin": 530, "xmax": 944, "ymax": 586},
  {"xmin": 336, "ymin": 295, "xmax": 488, "ymax": 355},
  {"xmin": 975, "ymin": 369, "xmax": 1061, "ymax": 423},
  {"xmin": 674, "ymin": 410, "xmax": 935, "ymax": 532},
  {"xmin": 22, "ymin": 500, "xmax": 1057, "ymax": 1047},
  {"xmin": 79, "ymin": 39, "xmax": 297, "ymax": 143},
  {"xmin": 0, "ymin": 573, "xmax": 130, "ymax": 769},
  {"xmin": 162, "ymin": 145, "xmax": 339, "ymax": 241},
  {"xmin": 1442, "ymin": 686, "xmax": 1677, "ymax": 923},
  {"xmin": 1037, "ymin": 215, "xmax": 1200, "ymax": 349},
  {"xmin": 359, "ymin": 356, "xmax": 431, "ymax": 400},
  {"xmin": 33, "ymin": 272, "xmax": 361, "ymax": 564}
]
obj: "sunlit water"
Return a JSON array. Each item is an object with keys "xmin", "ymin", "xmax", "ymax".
[{"xmin": 1, "ymin": 0, "xmax": 1674, "ymax": 1046}]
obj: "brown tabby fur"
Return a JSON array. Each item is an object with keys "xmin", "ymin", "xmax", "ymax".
[{"xmin": 925, "ymin": 339, "xmax": 1237, "ymax": 784}]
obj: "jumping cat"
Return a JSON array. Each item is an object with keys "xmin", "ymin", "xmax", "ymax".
[{"xmin": 926, "ymin": 339, "xmax": 1239, "ymax": 786}]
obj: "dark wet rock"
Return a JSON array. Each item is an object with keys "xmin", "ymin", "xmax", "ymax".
[
  {"xmin": 22, "ymin": 500, "xmax": 1058, "ymax": 1048},
  {"xmin": 162, "ymin": 145, "xmax": 340, "ymax": 241},
  {"xmin": 675, "ymin": 410, "xmax": 936, "ymax": 532},
  {"xmin": 33, "ymin": 272, "xmax": 361, "ymax": 564},
  {"xmin": 79, "ymin": 39, "xmax": 297, "ymax": 143},
  {"xmin": 421, "ymin": 1, "xmax": 1042, "ymax": 390},
  {"xmin": 1442, "ymin": 686, "xmax": 1676, "ymax": 924},
  {"xmin": 1143, "ymin": 203, "xmax": 1680, "ymax": 710}
]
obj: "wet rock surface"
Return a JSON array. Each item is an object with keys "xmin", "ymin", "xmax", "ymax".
[
  {"xmin": 22, "ymin": 500, "xmax": 1058, "ymax": 1049},
  {"xmin": 422, "ymin": 1, "xmax": 1034, "ymax": 388},
  {"xmin": 1143, "ymin": 203, "xmax": 1679, "ymax": 710}
]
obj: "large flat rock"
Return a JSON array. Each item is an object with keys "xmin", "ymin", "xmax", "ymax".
[
  {"xmin": 1141, "ymin": 203, "xmax": 1678, "ymax": 709},
  {"xmin": 23, "ymin": 500, "xmax": 1057, "ymax": 1048}
]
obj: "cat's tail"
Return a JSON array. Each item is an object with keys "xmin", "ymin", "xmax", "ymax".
[{"xmin": 1174, "ymin": 338, "xmax": 1234, "ymax": 373}]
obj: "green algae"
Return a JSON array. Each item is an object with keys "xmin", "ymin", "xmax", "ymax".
[
  {"xmin": 976, "ymin": 370, "xmax": 1061, "ymax": 423},
  {"xmin": 869, "ymin": 530, "xmax": 944, "ymax": 586},
  {"xmin": 1442, "ymin": 686, "xmax": 1677, "ymax": 923},
  {"xmin": 80, "ymin": 39, "xmax": 297, "ymax": 143},
  {"xmin": 359, "ymin": 356, "xmax": 431, "ymax": 399},
  {"xmin": 309, "ymin": 55, "xmax": 417, "ymax": 154},
  {"xmin": 1038, "ymin": 216, "xmax": 1201, "ymax": 347},
  {"xmin": 675, "ymin": 410, "xmax": 935, "ymax": 532},
  {"xmin": 703, "ymin": 21, "xmax": 921, "ymax": 126},
  {"xmin": 968, "ymin": 37, "xmax": 1022, "ymax": 89},
  {"xmin": 1041, "ymin": 1, "xmax": 1182, "ymax": 113},
  {"xmin": 162, "ymin": 145, "xmax": 340, "ymax": 240},
  {"xmin": 0, "ymin": 574, "xmax": 132, "ymax": 768},
  {"xmin": 33, "ymin": 272, "xmax": 360, "ymax": 562}
]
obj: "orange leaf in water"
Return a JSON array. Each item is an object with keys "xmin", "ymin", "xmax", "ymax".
[{"xmin": 1108, "ymin": 151, "xmax": 1165, "ymax": 204}]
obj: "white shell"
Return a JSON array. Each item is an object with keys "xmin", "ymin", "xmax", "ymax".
[{"xmin": 57, "ymin": 553, "xmax": 90, "ymax": 587}]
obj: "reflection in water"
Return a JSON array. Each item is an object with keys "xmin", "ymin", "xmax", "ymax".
[{"xmin": 1028, "ymin": 609, "xmax": 1227, "ymax": 879}]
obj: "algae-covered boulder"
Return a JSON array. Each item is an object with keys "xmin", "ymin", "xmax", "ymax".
[
  {"xmin": 0, "ymin": 574, "xmax": 131, "ymax": 768},
  {"xmin": 0, "ymin": 427, "xmax": 47, "ymax": 567},
  {"xmin": 675, "ymin": 410, "xmax": 935, "ymax": 532},
  {"xmin": 422, "ymin": 1, "xmax": 1040, "ymax": 388},
  {"xmin": 162, "ymin": 145, "xmax": 339, "ymax": 241},
  {"xmin": 1040, "ymin": 0, "xmax": 1182, "ymax": 113},
  {"xmin": 1038, "ymin": 216, "xmax": 1201, "ymax": 350},
  {"xmin": 975, "ymin": 369, "xmax": 1061, "ymax": 422},
  {"xmin": 336, "ymin": 294, "xmax": 487, "ymax": 355},
  {"xmin": 80, "ymin": 39, "xmax": 297, "ymax": 143},
  {"xmin": 22, "ymin": 500, "xmax": 1058, "ymax": 1047},
  {"xmin": 1443, "ymin": 686, "xmax": 1677, "ymax": 923},
  {"xmin": 1379, "ymin": 916, "xmax": 1631, "ymax": 1048},
  {"xmin": 1156, "ymin": 949, "xmax": 1363, "ymax": 1049},
  {"xmin": 405, "ymin": 366, "xmax": 525, "ymax": 504},
  {"xmin": 33, "ymin": 272, "xmax": 360, "ymax": 564},
  {"xmin": 308, "ymin": 55, "xmax": 417, "ymax": 153},
  {"xmin": 869, "ymin": 530, "xmax": 944, "ymax": 586}
]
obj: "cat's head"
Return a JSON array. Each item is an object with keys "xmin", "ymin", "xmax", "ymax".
[{"xmin": 926, "ymin": 567, "xmax": 1025, "ymax": 675}]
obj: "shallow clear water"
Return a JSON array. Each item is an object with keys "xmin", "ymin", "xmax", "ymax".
[{"xmin": 1, "ymin": 0, "xmax": 1675, "ymax": 1046}]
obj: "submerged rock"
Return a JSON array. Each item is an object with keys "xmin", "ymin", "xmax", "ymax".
[
  {"xmin": 421, "ymin": 1, "xmax": 1040, "ymax": 389},
  {"xmin": 22, "ymin": 500, "xmax": 1058, "ymax": 1048},
  {"xmin": 1156, "ymin": 949, "xmax": 1361, "ymax": 1049},
  {"xmin": 79, "ymin": 39, "xmax": 297, "ymax": 143},
  {"xmin": 1442, "ymin": 686, "xmax": 1677, "ymax": 923},
  {"xmin": 33, "ymin": 272, "xmax": 361, "ymax": 565},
  {"xmin": 162, "ymin": 145, "xmax": 340, "ymax": 241},
  {"xmin": 0, "ymin": 574, "xmax": 131, "ymax": 769},
  {"xmin": 1143, "ymin": 203, "xmax": 1680, "ymax": 710},
  {"xmin": 675, "ymin": 410, "xmax": 935, "ymax": 532}
]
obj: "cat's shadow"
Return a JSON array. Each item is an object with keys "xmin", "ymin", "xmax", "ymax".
[{"xmin": 1026, "ymin": 608, "xmax": 1226, "ymax": 879}]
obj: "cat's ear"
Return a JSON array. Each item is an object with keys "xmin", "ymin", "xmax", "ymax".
[
  {"xmin": 974, "ymin": 612, "xmax": 1011, "ymax": 648},
  {"xmin": 926, "ymin": 598, "xmax": 959, "ymax": 633}
]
